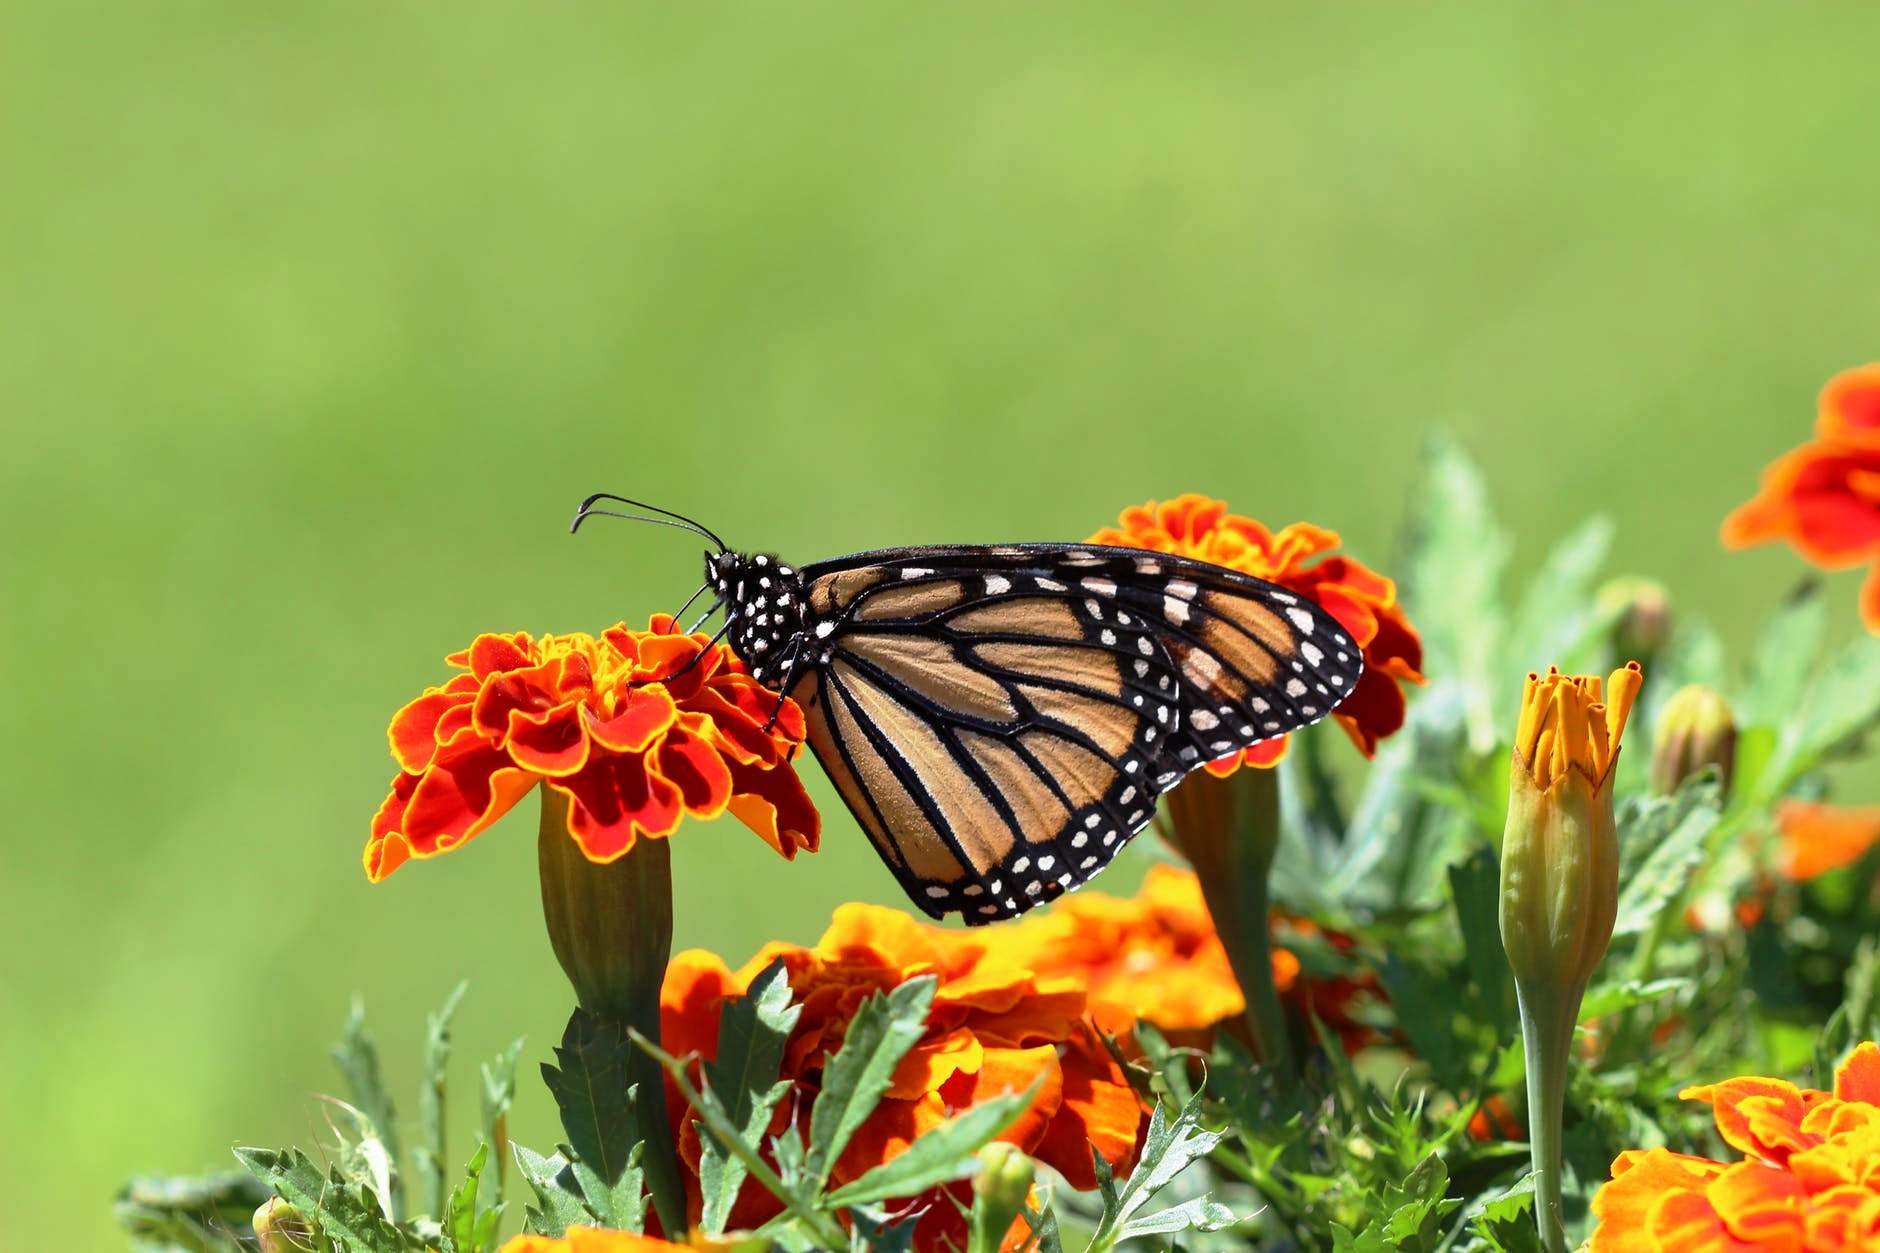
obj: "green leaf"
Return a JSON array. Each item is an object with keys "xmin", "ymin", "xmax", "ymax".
[
  {"xmin": 1021, "ymin": 1199, "xmax": 1065, "ymax": 1253},
  {"xmin": 1753, "ymin": 633, "xmax": 1880, "ymax": 806},
  {"xmin": 1086, "ymin": 1089, "xmax": 1223, "ymax": 1253},
  {"xmin": 1815, "ymin": 937, "xmax": 1880, "ymax": 1087},
  {"xmin": 511, "ymin": 1144, "xmax": 590, "ymax": 1238},
  {"xmin": 570, "ymin": 1141, "xmax": 646, "ymax": 1233},
  {"xmin": 1577, "ymin": 977, "xmax": 1689, "ymax": 1022},
  {"xmin": 235, "ymin": 1147, "xmax": 426, "ymax": 1252},
  {"xmin": 542, "ymin": 1007, "xmax": 642, "ymax": 1187},
  {"xmin": 442, "ymin": 1142, "xmax": 506, "ymax": 1253},
  {"xmin": 1450, "ymin": 845, "xmax": 1514, "ymax": 1038},
  {"xmin": 1613, "ymin": 782, "xmax": 1722, "ymax": 939},
  {"xmin": 417, "ymin": 981, "xmax": 468, "ymax": 1218},
  {"xmin": 700, "ymin": 959, "xmax": 801, "ymax": 1234},
  {"xmin": 824, "ymin": 1078, "xmax": 1040, "ymax": 1207},
  {"xmin": 806, "ymin": 976, "xmax": 936, "ymax": 1182},
  {"xmin": 479, "ymin": 1037, "xmax": 525, "ymax": 1213},
  {"xmin": 332, "ymin": 998, "xmax": 406, "ymax": 1217},
  {"xmin": 1505, "ymin": 516, "xmax": 1615, "ymax": 694},
  {"xmin": 1114, "ymin": 1195, "xmax": 1239, "ymax": 1240}
]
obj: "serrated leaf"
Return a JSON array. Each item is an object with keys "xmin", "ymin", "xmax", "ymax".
[
  {"xmin": 806, "ymin": 977, "xmax": 935, "ymax": 1182},
  {"xmin": 511, "ymin": 1144, "xmax": 590, "ymax": 1238},
  {"xmin": 235, "ymin": 1146, "xmax": 426, "ymax": 1252},
  {"xmin": 1114, "ymin": 1195, "xmax": 1240, "ymax": 1239},
  {"xmin": 570, "ymin": 1140, "xmax": 646, "ymax": 1233},
  {"xmin": 700, "ymin": 959, "xmax": 801, "ymax": 1234},
  {"xmin": 824, "ymin": 1078, "xmax": 1040, "ymax": 1207},
  {"xmin": 1741, "ymin": 582, "xmax": 1825, "ymax": 728},
  {"xmin": 1086, "ymin": 1089, "xmax": 1223, "ymax": 1253},
  {"xmin": 417, "ymin": 981, "xmax": 468, "ymax": 1218},
  {"xmin": 442, "ymin": 1142, "xmax": 492, "ymax": 1253},
  {"xmin": 1021, "ymin": 1199, "xmax": 1065, "ymax": 1253},
  {"xmin": 542, "ymin": 1008, "xmax": 642, "ymax": 1187},
  {"xmin": 1613, "ymin": 783, "xmax": 1721, "ymax": 938},
  {"xmin": 332, "ymin": 998, "xmax": 406, "ymax": 1217},
  {"xmin": 116, "ymin": 1171, "xmax": 271, "ymax": 1253}
]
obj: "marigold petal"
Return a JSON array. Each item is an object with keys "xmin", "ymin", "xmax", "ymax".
[
  {"xmin": 587, "ymin": 685, "xmax": 679, "ymax": 754},
  {"xmin": 388, "ymin": 689, "xmax": 470, "ymax": 773},
  {"xmin": 725, "ymin": 757, "xmax": 822, "ymax": 859},
  {"xmin": 652, "ymin": 726, "xmax": 736, "ymax": 818},
  {"xmin": 1033, "ymin": 1030, "xmax": 1142, "ymax": 1189},
  {"xmin": 1704, "ymin": 1160, "xmax": 1806, "ymax": 1247},
  {"xmin": 1591, "ymin": 1149, "xmax": 1730, "ymax": 1253},
  {"xmin": 555, "ymin": 757, "xmax": 685, "ymax": 861},
  {"xmin": 505, "ymin": 705, "xmax": 591, "ymax": 776},
  {"xmin": 1683, "ymin": 1076, "xmax": 1813, "ymax": 1162},
  {"xmin": 1863, "ymin": 562, "xmax": 1880, "ymax": 637},
  {"xmin": 661, "ymin": 949, "xmax": 737, "ymax": 1061},
  {"xmin": 466, "ymin": 632, "xmax": 536, "ymax": 679},
  {"xmin": 1819, "ymin": 364, "xmax": 1880, "ymax": 445},
  {"xmin": 1648, "ymin": 1186, "xmax": 1758, "ymax": 1253},
  {"xmin": 1777, "ymin": 800, "xmax": 1880, "ymax": 881},
  {"xmin": 1837, "ymin": 1041, "xmax": 1880, "ymax": 1104},
  {"xmin": 953, "ymin": 1044, "xmax": 1065, "ymax": 1152},
  {"xmin": 401, "ymin": 748, "xmax": 539, "ymax": 856},
  {"xmin": 830, "ymin": 1093, "xmax": 946, "ymax": 1186},
  {"xmin": 365, "ymin": 772, "xmax": 420, "ymax": 881},
  {"xmin": 888, "ymin": 1028, "xmax": 985, "ymax": 1099}
]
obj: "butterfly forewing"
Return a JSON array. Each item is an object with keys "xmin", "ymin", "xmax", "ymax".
[{"xmin": 783, "ymin": 544, "xmax": 1362, "ymax": 924}]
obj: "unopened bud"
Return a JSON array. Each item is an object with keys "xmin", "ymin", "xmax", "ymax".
[
  {"xmin": 1596, "ymin": 577, "xmax": 1671, "ymax": 669},
  {"xmin": 968, "ymin": 1143, "xmax": 1035, "ymax": 1253},
  {"xmin": 1649, "ymin": 684, "xmax": 1736, "ymax": 797},
  {"xmin": 252, "ymin": 1197, "xmax": 316, "ymax": 1253}
]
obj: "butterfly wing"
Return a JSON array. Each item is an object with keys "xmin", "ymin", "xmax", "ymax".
[{"xmin": 788, "ymin": 544, "xmax": 1362, "ymax": 923}]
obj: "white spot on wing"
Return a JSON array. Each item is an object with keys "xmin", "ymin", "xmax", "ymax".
[
  {"xmin": 1285, "ymin": 606, "xmax": 1315, "ymax": 633},
  {"xmin": 985, "ymin": 575, "xmax": 1011, "ymax": 595}
]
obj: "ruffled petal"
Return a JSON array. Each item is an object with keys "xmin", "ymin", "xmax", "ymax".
[
  {"xmin": 1032, "ymin": 1029, "xmax": 1143, "ymax": 1189},
  {"xmin": 1837, "ymin": 1041, "xmax": 1880, "ymax": 1104},
  {"xmin": 555, "ymin": 756, "xmax": 685, "ymax": 860},
  {"xmin": 401, "ymin": 749, "xmax": 539, "ymax": 856},
  {"xmin": 1683, "ymin": 1076, "xmax": 1813, "ymax": 1163}
]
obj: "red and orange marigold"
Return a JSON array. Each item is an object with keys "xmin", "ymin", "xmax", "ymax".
[
  {"xmin": 499, "ymin": 1230, "xmax": 693, "ymax": 1253},
  {"xmin": 1723, "ymin": 364, "xmax": 1880, "ymax": 634},
  {"xmin": 1775, "ymin": 800, "xmax": 1880, "ymax": 883},
  {"xmin": 1590, "ymin": 1042, "xmax": 1880, "ymax": 1250},
  {"xmin": 659, "ymin": 904, "xmax": 1145, "ymax": 1253},
  {"xmin": 367, "ymin": 614, "xmax": 818, "ymax": 880},
  {"xmin": 1090, "ymin": 494, "xmax": 1424, "ymax": 770}
]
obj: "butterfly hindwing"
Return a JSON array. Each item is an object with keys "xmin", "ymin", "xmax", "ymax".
[{"xmin": 785, "ymin": 544, "xmax": 1361, "ymax": 924}]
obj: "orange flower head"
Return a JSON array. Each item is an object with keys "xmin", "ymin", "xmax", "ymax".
[
  {"xmin": 1090, "ymin": 494, "xmax": 1424, "ymax": 771},
  {"xmin": 1776, "ymin": 800, "xmax": 1880, "ymax": 882},
  {"xmin": 659, "ymin": 904, "xmax": 1146, "ymax": 1253},
  {"xmin": 1590, "ymin": 1043, "xmax": 1880, "ymax": 1251},
  {"xmin": 1723, "ymin": 364, "xmax": 1880, "ymax": 634},
  {"xmin": 367, "ymin": 615, "xmax": 819, "ymax": 880}
]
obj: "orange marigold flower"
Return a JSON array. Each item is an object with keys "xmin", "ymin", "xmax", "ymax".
[
  {"xmin": 991, "ymin": 866, "xmax": 1381, "ymax": 1054},
  {"xmin": 659, "ymin": 904, "xmax": 1146, "ymax": 1253},
  {"xmin": 1589, "ymin": 1042, "xmax": 1880, "ymax": 1251},
  {"xmin": 499, "ymin": 1230, "xmax": 693, "ymax": 1253},
  {"xmin": 367, "ymin": 614, "xmax": 818, "ymax": 880},
  {"xmin": 1467, "ymin": 1094, "xmax": 1525, "ymax": 1143},
  {"xmin": 1090, "ymin": 494, "xmax": 1424, "ymax": 770},
  {"xmin": 1776, "ymin": 800, "xmax": 1880, "ymax": 882},
  {"xmin": 1722, "ymin": 364, "xmax": 1880, "ymax": 634}
]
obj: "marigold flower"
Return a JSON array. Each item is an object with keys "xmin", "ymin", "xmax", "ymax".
[
  {"xmin": 659, "ymin": 904, "xmax": 1146, "ymax": 1253},
  {"xmin": 1589, "ymin": 1042, "xmax": 1880, "ymax": 1251},
  {"xmin": 1723, "ymin": 364, "xmax": 1880, "ymax": 634},
  {"xmin": 367, "ymin": 615, "xmax": 818, "ymax": 880},
  {"xmin": 990, "ymin": 865, "xmax": 1379, "ymax": 1053},
  {"xmin": 1776, "ymin": 800, "xmax": 1880, "ymax": 881},
  {"xmin": 1089, "ymin": 494, "xmax": 1424, "ymax": 770}
]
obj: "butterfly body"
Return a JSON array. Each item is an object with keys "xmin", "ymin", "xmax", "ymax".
[{"xmin": 704, "ymin": 541, "xmax": 1364, "ymax": 924}]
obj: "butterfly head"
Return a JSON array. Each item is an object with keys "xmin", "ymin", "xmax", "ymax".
[{"xmin": 707, "ymin": 550, "xmax": 807, "ymax": 686}]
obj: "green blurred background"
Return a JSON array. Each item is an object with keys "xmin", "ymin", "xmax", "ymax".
[{"xmin": 6, "ymin": 3, "xmax": 1880, "ymax": 1245}]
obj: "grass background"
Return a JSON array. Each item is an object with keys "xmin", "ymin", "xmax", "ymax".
[{"xmin": 5, "ymin": 4, "xmax": 1879, "ymax": 1246}]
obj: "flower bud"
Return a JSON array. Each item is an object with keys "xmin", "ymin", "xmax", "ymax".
[
  {"xmin": 1649, "ymin": 684, "xmax": 1737, "ymax": 797},
  {"xmin": 1595, "ymin": 577, "xmax": 1671, "ymax": 669},
  {"xmin": 968, "ymin": 1143, "xmax": 1036, "ymax": 1253},
  {"xmin": 1500, "ymin": 662, "xmax": 1640, "ymax": 1253},
  {"xmin": 252, "ymin": 1198, "xmax": 315, "ymax": 1253}
]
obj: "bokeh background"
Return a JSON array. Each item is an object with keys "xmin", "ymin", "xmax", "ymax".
[{"xmin": 6, "ymin": 4, "xmax": 1880, "ymax": 1246}]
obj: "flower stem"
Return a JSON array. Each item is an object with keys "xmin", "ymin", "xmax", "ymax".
[
  {"xmin": 537, "ymin": 787, "xmax": 687, "ymax": 1237},
  {"xmin": 1515, "ymin": 980, "xmax": 1578, "ymax": 1253},
  {"xmin": 1166, "ymin": 767, "xmax": 1296, "ymax": 1079}
]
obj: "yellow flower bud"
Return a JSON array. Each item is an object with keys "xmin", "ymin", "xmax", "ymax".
[
  {"xmin": 968, "ymin": 1143, "xmax": 1036, "ymax": 1253},
  {"xmin": 1500, "ymin": 664, "xmax": 1637, "ymax": 992},
  {"xmin": 1500, "ymin": 662, "xmax": 1640, "ymax": 1253},
  {"xmin": 1649, "ymin": 683, "xmax": 1737, "ymax": 797}
]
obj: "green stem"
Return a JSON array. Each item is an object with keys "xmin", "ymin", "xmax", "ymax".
[
  {"xmin": 1515, "ymin": 980, "xmax": 1579, "ymax": 1253},
  {"xmin": 538, "ymin": 787, "xmax": 687, "ymax": 1237}
]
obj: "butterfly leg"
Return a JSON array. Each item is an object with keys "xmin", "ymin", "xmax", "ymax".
[{"xmin": 760, "ymin": 636, "xmax": 811, "ymax": 733}]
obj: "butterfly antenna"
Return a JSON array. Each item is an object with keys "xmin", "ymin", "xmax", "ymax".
[
  {"xmin": 570, "ymin": 493, "xmax": 728, "ymax": 552},
  {"xmin": 670, "ymin": 581, "xmax": 712, "ymax": 623}
]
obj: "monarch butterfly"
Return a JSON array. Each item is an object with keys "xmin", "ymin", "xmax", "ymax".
[{"xmin": 574, "ymin": 494, "xmax": 1362, "ymax": 924}]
